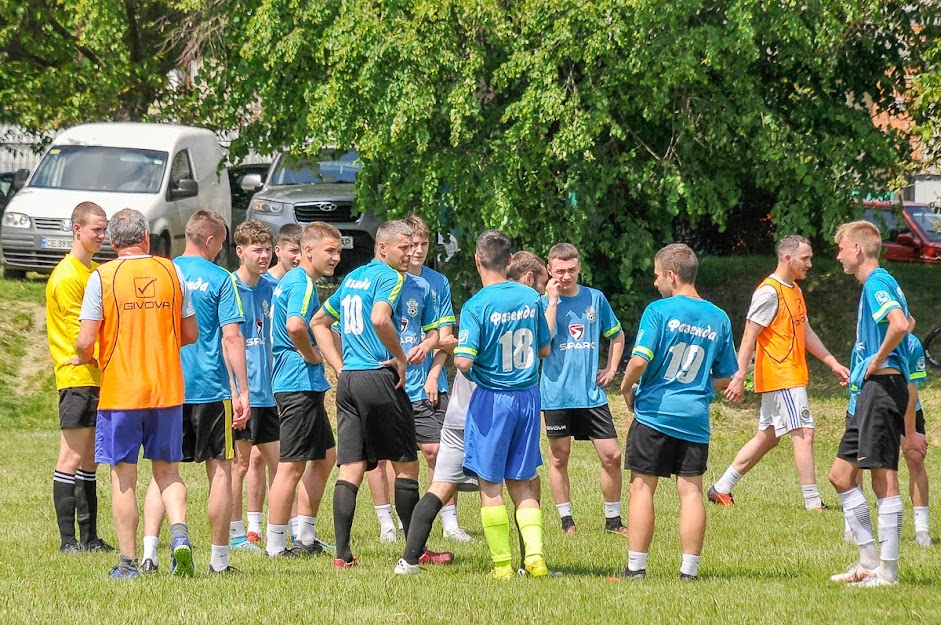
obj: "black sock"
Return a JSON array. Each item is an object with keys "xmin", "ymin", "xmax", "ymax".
[
  {"xmin": 403, "ymin": 493, "xmax": 443, "ymax": 565},
  {"xmin": 394, "ymin": 478, "xmax": 420, "ymax": 538},
  {"xmin": 53, "ymin": 471, "xmax": 77, "ymax": 546},
  {"xmin": 333, "ymin": 480, "xmax": 359, "ymax": 562},
  {"xmin": 75, "ymin": 469, "xmax": 98, "ymax": 544}
]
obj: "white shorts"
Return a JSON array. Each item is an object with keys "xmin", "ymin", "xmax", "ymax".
[
  {"xmin": 432, "ymin": 426, "xmax": 478, "ymax": 492},
  {"xmin": 758, "ymin": 387, "xmax": 814, "ymax": 437}
]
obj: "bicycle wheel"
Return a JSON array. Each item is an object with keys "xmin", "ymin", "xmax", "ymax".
[{"xmin": 924, "ymin": 326, "xmax": 941, "ymax": 370}]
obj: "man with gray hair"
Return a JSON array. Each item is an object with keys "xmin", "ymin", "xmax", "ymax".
[
  {"xmin": 709, "ymin": 234, "xmax": 850, "ymax": 511},
  {"xmin": 72, "ymin": 208, "xmax": 199, "ymax": 579}
]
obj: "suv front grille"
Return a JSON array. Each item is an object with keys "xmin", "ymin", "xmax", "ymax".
[{"xmin": 294, "ymin": 201, "xmax": 354, "ymax": 223}]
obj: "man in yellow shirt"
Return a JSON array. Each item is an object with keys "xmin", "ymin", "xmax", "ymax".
[{"xmin": 46, "ymin": 202, "xmax": 113, "ymax": 553}]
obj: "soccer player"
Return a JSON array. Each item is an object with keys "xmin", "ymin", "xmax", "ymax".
[
  {"xmin": 73, "ymin": 208, "xmax": 198, "ymax": 579},
  {"xmin": 709, "ymin": 235, "xmax": 850, "ymax": 510},
  {"xmin": 454, "ymin": 230, "xmax": 552, "ymax": 580},
  {"xmin": 264, "ymin": 223, "xmax": 303, "ymax": 283},
  {"xmin": 615, "ymin": 243, "xmax": 737, "ymax": 580},
  {"xmin": 540, "ymin": 243, "xmax": 626, "ymax": 535},
  {"xmin": 47, "ymin": 202, "xmax": 113, "ymax": 553},
  {"xmin": 142, "ymin": 210, "xmax": 250, "ymax": 575},
  {"xmin": 903, "ymin": 333, "xmax": 931, "ymax": 546},
  {"xmin": 394, "ymin": 250, "xmax": 549, "ymax": 575},
  {"xmin": 228, "ymin": 221, "xmax": 280, "ymax": 552},
  {"xmin": 828, "ymin": 220, "xmax": 918, "ymax": 587},
  {"xmin": 264, "ymin": 221, "xmax": 343, "ymax": 558},
  {"xmin": 312, "ymin": 220, "xmax": 437, "ymax": 568}
]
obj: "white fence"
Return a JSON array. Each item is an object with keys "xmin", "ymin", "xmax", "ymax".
[{"xmin": 0, "ymin": 124, "xmax": 47, "ymax": 172}]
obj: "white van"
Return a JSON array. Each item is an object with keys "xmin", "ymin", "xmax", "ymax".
[{"xmin": 0, "ymin": 123, "xmax": 231, "ymax": 278}]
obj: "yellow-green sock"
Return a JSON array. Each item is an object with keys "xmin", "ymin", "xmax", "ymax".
[
  {"xmin": 516, "ymin": 507, "xmax": 544, "ymax": 566},
  {"xmin": 480, "ymin": 505, "xmax": 512, "ymax": 568}
]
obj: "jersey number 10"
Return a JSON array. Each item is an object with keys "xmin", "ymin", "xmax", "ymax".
[{"xmin": 341, "ymin": 295, "xmax": 365, "ymax": 335}]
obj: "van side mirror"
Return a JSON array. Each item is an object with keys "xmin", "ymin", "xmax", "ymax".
[
  {"xmin": 240, "ymin": 174, "xmax": 263, "ymax": 193},
  {"xmin": 12, "ymin": 169, "xmax": 29, "ymax": 191},
  {"xmin": 168, "ymin": 178, "xmax": 198, "ymax": 200},
  {"xmin": 896, "ymin": 233, "xmax": 916, "ymax": 247}
]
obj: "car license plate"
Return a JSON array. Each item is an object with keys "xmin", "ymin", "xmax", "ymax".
[
  {"xmin": 341, "ymin": 236, "xmax": 354, "ymax": 250},
  {"xmin": 40, "ymin": 236, "xmax": 72, "ymax": 250}
]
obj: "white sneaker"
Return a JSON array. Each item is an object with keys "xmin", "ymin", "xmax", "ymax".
[
  {"xmin": 850, "ymin": 570, "xmax": 898, "ymax": 587},
  {"xmin": 915, "ymin": 531, "xmax": 932, "ymax": 547},
  {"xmin": 393, "ymin": 558, "xmax": 420, "ymax": 575},
  {"xmin": 444, "ymin": 527, "xmax": 474, "ymax": 543},
  {"xmin": 829, "ymin": 561, "xmax": 875, "ymax": 584},
  {"xmin": 379, "ymin": 527, "xmax": 399, "ymax": 543}
]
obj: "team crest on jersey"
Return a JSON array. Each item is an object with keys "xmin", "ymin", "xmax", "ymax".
[
  {"xmin": 874, "ymin": 290, "xmax": 891, "ymax": 305},
  {"xmin": 407, "ymin": 298, "xmax": 419, "ymax": 317},
  {"xmin": 459, "ymin": 329, "xmax": 469, "ymax": 344},
  {"xmin": 400, "ymin": 317, "xmax": 409, "ymax": 333},
  {"xmin": 585, "ymin": 306, "xmax": 596, "ymax": 323},
  {"xmin": 568, "ymin": 324, "xmax": 585, "ymax": 341},
  {"xmin": 255, "ymin": 318, "xmax": 264, "ymax": 336},
  {"xmin": 262, "ymin": 299, "xmax": 270, "ymax": 318}
]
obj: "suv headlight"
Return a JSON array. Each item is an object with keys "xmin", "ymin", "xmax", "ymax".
[
  {"xmin": 2, "ymin": 212, "xmax": 31, "ymax": 228},
  {"xmin": 249, "ymin": 198, "xmax": 284, "ymax": 215}
]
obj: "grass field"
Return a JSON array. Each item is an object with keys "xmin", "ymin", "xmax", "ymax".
[{"xmin": 2, "ymin": 258, "xmax": 940, "ymax": 624}]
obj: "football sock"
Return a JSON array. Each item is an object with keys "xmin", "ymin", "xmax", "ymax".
[
  {"xmin": 628, "ymin": 550, "xmax": 648, "ymax": 572},
  {"xmin": 246, "ymin": 511, "xmax": 263, "ymax": 534},
  {"xmin": 801, "ymin": 484, "xmax": 823, "ymax": 510},
  {"xmin": 714, "ymin": 467, "xmax": 742, "ymax": 494},
  {"xmin": 210, "ymin": 544, "xmax": 229, "ymax": 572},
  {"xmin": 877, "ymin": 496, "xmax": 903, "ymax": 562},
  {"xmin": 296, "ymin": 515, "xmax": 317, "ymax": 544},
  {"xmin": 289, "ymin": 516, "xmax": 299, "ymax": 538},
  {"xmin": 143, "ymin": 535, "xmax": 159, "ymax": 565},
  {"xmin": 480, "ymin": 505, "xmax": 512, "ymax": 568},
  {"xmin": 515, "ymin": 507, "xmax": 545, "ymax": 567},
  {"xmin": 266, "ymin": 523, "xmax": 288, "ymax": 556},
  {"xmin": 838, "ymin": 487, "xmax": 878, "ymax": 568},
  {"xmin": 680, "ymin": 553, "xmax": 701, "ymax": 577},
  {"xmin": 555, "ymin": 501, "xmax": 573, "ymax": 520},
  {"xmin": 375, "ymin": 504, "xmax": 397, "ymax": 534},
  {"xmin": 53, "ymin": 471, "xmax": 77, "ymax": 545},
  {"xmin": 914, "ymin": 506, "xmax": 930, "ymax": 533},
  {"xmin": 75, "ymin": 469, "xmax": 98, "ymax": 544},
  {"xmin": 394, "ymin": 478, "xmax": 420, "ymax": 538},
  {"xmin": 333, "ymin": 480, "xmax": 359, "ymax": 562},
  {"xmin": 230, "ymin": 520, "xmax": 246, "ymax": 539},
  {"xmin": 440, "ymin": 504, "xmax": 459, "ymax": 535},
  {"xmin": 404, "ymin": 494, "xmax": 443, "ymax": 565},
  {"xmin": 603, "ymin": 501, "xmax": 622, "ymax": 520}
]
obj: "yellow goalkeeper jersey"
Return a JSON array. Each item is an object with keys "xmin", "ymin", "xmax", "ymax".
[{"xmin": 46, "ymin": 253, "xmax": 100, "ymax": 389}]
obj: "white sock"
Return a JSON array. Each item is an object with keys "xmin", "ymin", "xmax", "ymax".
[
  {"xmin": 801, "ymin": 484, "xmax": 822, "ymax": 510},
  {"xmin": 914, "ymin": 506, "xmax": 930, "ymax": 533},
  {"xmin": 877, "ymin": 496, "xmax": 903, "ymax": 562},
  {"xmin": 143, "ymin": 535, "xmax": 159, "ymax": 564},
  {"xmin": 440, "ymin": 505, "xmax": 459, "ymax": 534},
  {"xmin": 375, "ymin": 504, "xmax": 396, "ymax": 533},
  {"xmin": 603, "ymin": 501, "xmax": 621, "ymax": 519},
  {"xmin": 714, "ymin": 467, "xmax": 742, "ymax": 494},
  {"xmin": 210, "ymin": 544, "xmax": 229, "ymax": 572},
  {"xmin": 230, "ymin": 520, "xmax": 246, "ymax": 538},
  {"xmin": 247, "ymin": 512, "xmax": 263, "ymax": 534},
  {"xmin": 556, "ymin": 502, "xmax": 573, "ymax": 519},
  {"xmin": 296, "ymin": 515, "xmax": 317, "ymax": 544},
  {"xmin": 838, "ymin": 487, "xmax": 878, "ymax": 569},
  {"xmin": 680, "ymin": 553, "xmax": 701, "ymax": 577},
  {"xmin": 289, "ymin": 516, "xmax": 299, "ymax": 537},
  {"xmin": 627, "ymin": 550, "xmax": 648, "ymax": 572},
  {"xmin": 266, "ymin": 523, "xmax": 288, "ymax": 556}
]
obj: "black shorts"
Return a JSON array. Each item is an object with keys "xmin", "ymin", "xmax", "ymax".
[
  {"xmin": 336, "ymin": 368, "xmax": 417, "ymax": 470},
  {"xmin": 59, "ymin": 387, "xmax": 99, "ymax": 429},
  {"xmin": 837, "ymin": 374, "xmax": 908, "ymax": 471},
  {"xmin": 274, "ymin": 392, "xmax": 335, "ymax": 462},
  {"xmin": 624, "ymin": 419, "xmax": 708, "ymax": 478},
  {"xmin": 543, "ymin": 404, "xmax": 618, "ymax": 440},
  {"xmin": 413, "ymin": 393, "xmax": 449, "ymax": 444},
  {"xmin": 182, "ymin": 401, "xmax": 234, "ymax": 463},
  {"xmin": 916, "ymin": 408, "xmax": 926, "ymax": 436},
  {"xmin": 234, "ymin": 406, "xmax": 281, "ymax": 445}
]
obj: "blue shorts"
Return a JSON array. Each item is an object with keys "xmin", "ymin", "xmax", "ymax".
[
  {"xmin": 96, "ymin": 406, "xmax": 184, "ymax": 465},
  {"xmin": 463, "ymin": 386, "xmax": 542, "ymax": 483}
]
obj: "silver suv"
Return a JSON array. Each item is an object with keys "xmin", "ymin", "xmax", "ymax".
[{"xmin": 242, "ymin": 149, "xmax": 380, "ymax": 276}]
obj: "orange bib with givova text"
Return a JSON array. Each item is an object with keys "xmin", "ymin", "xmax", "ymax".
[
  {"xmin": 97, "ymin": 256, "xmax": 185, "ymax": 410},
  {"xmin": 754, "ymin": 277, "xmax": 809, "ymax": 393}
]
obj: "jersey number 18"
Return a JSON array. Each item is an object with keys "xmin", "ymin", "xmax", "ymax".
[{"xmin": 498, "ymin": 329, "xmax": 534, "ymax": 372}]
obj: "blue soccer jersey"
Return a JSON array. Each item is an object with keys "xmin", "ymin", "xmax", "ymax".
[
  {"xmin": 455, "ymin": 281, "xmax": 551, "ymax": 391},
  {"xmin": 907, "ymin": 333, "xmax": 927, "ymax": 412},
  {"xmin": 271, "ymin": 266, "xmax": 330, "ymax": 393},
  {"xmin": 420, "ymin": 266, "xmax": 456, "ymax": 395},
  {"xmin": 175, "ymin": 255, "xmax": 245, "ymax": 403},
  {"xmin": 323, "ymin": 259, "xmax": 406, "ymax": 371},
  {"xmin": 541, "ymin": 286, "xmax": 622, "ymax": 410},
  {"xmin": 631, "ymin": 295, "xmax": 737, "ymax": 444},
  {"xmin": 852, "ymin": 268, "xmax": 911, "ymax": 378},
  {"xmin": 399, "ymin": 273, "xmax": 441, "ymax": 402},
  {"xmin": 234, "ymin": 273, "xmax": 275, "ymax": 407},
  {"xmin": 261, "ymin": 272, "xmax": 281, "ymax": 287}
]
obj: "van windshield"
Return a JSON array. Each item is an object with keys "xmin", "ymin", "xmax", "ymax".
[
  {"xmin": 30, "ymin": 146, "xmax": 168, "ymax": 194},
  {"xmin": 269, "ymin": 151, "xmax": 360, "ymax": 186}
]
